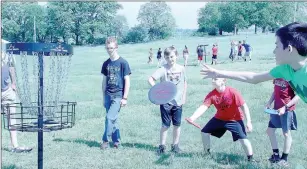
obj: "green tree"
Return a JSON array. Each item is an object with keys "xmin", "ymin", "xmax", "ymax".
[
  {"xmin": 197, "ymin": 2, "xmax": 221, "ymax": 35},
  {"xmin": 122, "ymin": 26, "xmax": 148, "ymax": 43},
  {"xmin": 218, "ymin": 2, "xmax": 249, "ymax": 34},
  {"xmin": 137, "ymin": 2, "xmax": 176, "ymax": 40}
]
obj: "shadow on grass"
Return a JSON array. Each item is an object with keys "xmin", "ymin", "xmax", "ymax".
[
  {"xmin": 2, "ymin": 147, "xmax": 11, "ymax": 152},
  {"xmin": 213, "ymin": 152, "xmax": 245, "ymax": 165},
  {"xmin": 53, "ymin": 138, "xmax": 157, "ymax": 152},
  {"xmin": 2, "ymin": 164, "xmax": 19, "ymax": 169},
  {"xmin": 120, "ymin": 142, "xmax": 156, "ymax": 152},
  {"xmin": 154, "ymin": 154, "xmax": 172, "ymax": 166},
  {"xmin": 53, "ymin": 138, "xmax": 100, "ymax": 148},
  {"xmin": 211, "ymin": 152, "xmax": 263, "ymax": 168}
]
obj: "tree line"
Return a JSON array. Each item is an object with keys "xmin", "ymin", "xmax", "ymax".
[
  {"xmin": 2, "ymin": 2, "xmax": 306, "ymax": 45},
  {"xmin": 1, "ymin": 2, "xmax": 175, "ymax": 45},
  {"xmin": 197, "ymin": 2, "xmax": 307, "ymax": 35}
]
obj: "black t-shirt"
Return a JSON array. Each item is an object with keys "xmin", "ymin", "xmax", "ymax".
[
  {"xmin": 157, "ymin": 50, "xmax": 162, "ymax": 58},
  {"xmin": 101, "ymin": 57, "xmax": 131, "ymax": 97}
]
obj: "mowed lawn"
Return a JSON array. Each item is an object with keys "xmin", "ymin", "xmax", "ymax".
[{"xmin": 2, "ymin": 33, "xmax": 307, "ymax": 169}]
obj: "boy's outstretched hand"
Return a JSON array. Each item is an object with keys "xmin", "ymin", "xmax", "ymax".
[
  {"xmin": 200, "ymin": 64, "xmax": 217, "ymax": 79},
  {"xmin": 185, "ymin": 118, "xmax": 201, "ymax": 129}
]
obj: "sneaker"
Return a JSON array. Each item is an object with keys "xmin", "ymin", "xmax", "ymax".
[
  {"xmin": 204, "ymin": 148, "xmax": 211, "ymax": 155},
  {"xmin": 157, "ymin": 145, "xmax": 166, "ymax": 155},
  {"xmin": 171, "ymin": 144, "xmax": 181, "ymax": 153},
  {"xmin": 277, "ymin": 160, "xmax": 289, "ymax": 167},
  {"xmin": 113, "ymin": 142, "xmax": 120, "ymax": 149},
  {"xmin": 11, "ymin": 147, "xmax": 32, "ymax": 153},
  {"xmin": 269, "ymin": 154, "xmax": 281, "ymax": 163},
  {"xmin": 100, "ymin": 141, "xmax": 109, "ymax": 150}
]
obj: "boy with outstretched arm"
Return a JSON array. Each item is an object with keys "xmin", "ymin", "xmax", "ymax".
[
  {"xmin": 186, "ymin": 78, "xmax": 255, "ymax": 162},
  {"xmin": 201, "ymin": 22, "xmax": 307, "ymax": 104}
]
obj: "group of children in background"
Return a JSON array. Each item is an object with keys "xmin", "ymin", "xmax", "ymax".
[
  {"xmin": 229, "ymin": 40, "xmax": 253, "ymax": 62},
  {"xmin": 101, "ymin": 22, "xmax": 306, "ymax": 167},
  {"xmin": 147, "ymin": 40, "xmax": 253, "ymax": 67}
]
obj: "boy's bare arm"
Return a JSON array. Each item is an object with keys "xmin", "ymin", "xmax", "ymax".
[
  {"xmin": 240, "ymin": 103, "xmax": 252, "ymax": 132},
  {"xmin": 266, "ymin": 92, "xmax": 275, "ymax": 107},
  {"xmin": 123, "ymin": 75, "xmax": 130, "ymax": 99},
  {"xmin": 182, "ymin": 80, "xmax": 187, "ymax": 104},
  {"xmin": 285, "ymin": 95, "xmax": 300, "ymax": 108},
  {"xmin": 148, "ymin": 76, "xmax": 156, "ymax": 86},
  {"xmin": 102, "ymin": 75, "xmax": 107, "ymax": 105},
  {"xmin": 9, "ymin": 67, "xmax": 16, "ymax": 90},
  {"xmin": 201, "ymin": 65, "xmax": 274, "ymax": 84},
  {"xmin": 277, "ymin": 95, "xmax": 300, "ymax": 115},
  {"xmin": 188, "ymin": 105, "xmax": 208, "ymax": 122}
]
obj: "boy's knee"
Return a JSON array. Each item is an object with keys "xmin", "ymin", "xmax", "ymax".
[
  {"xmin": 238, "ymin": 138, "xmax": 250, "ymax": 144},
  {"xmin": 266, "ymin": 128, "xmax": 275, "ymax": 135},
  {"xmin": 201, "ymin": 132, "xmax": 210, "ymax": 137},
  {"xmin": 161, "ymin": 124, "xmax": 170, "ymax": 129}
]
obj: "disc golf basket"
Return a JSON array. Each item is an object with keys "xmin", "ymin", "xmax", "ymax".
[{"xmin": 1, "ymin": 42, "xmax": 76, "ymax": 169}]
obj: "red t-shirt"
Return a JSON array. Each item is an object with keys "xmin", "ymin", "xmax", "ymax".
[
  {"xmin": 238, "ymin": 44, "xmax": 243, "ymax": 51},
  {"xmin": 203, "ymin": 87, "xmax": 245, "ymax": 121},
  {"xmin": 212, "ymin": 47, "xmax": 218, "ymax": 55},
  {"xmin": 273, "ymin": 78, "xmax": 296, "ymax": 110}
]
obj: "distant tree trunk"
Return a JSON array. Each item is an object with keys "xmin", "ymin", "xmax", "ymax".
[
  {"xmin": 219, "ymin": 28, "xmax": 222, "ymax": 35},
  {"xmin": 21, "ymin": 32, "xmax": 26, "ymax": 42},
  {"xmin": 76, "ymin": 35, "xmax": 79, "ymax": 45},
  {"xmin": 262, "ymin": 26, "xmax": 266, "ymax": 33},
  {"xmin": 254, "ymin": 24, "xmax": 257, "ymax": 34}
]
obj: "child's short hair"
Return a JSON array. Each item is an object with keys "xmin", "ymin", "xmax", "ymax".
[
  {"xmin": 276, "ymin": 22, "xmax": 307, "ymax": 57},
  {"xmin": 164, "ymin": 46, "xmax": 178, "ymax": 57},
  {"xmin": 105, "ymin": 36, "xmax": 118, "ymax": 47}
]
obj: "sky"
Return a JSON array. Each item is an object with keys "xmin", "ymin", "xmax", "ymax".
[
  {"xmin": 118, "ymin": 2, "xmax": 207, "ymax": 29},
  {"xmin": 38, "ymin": 2, "xmax": 207, "ymax": 29}
]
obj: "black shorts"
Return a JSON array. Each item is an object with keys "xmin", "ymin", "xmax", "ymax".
[
  {"xmin": 212, "ymin": 55, "xmax": 217, "ymax": 59},
  {"xmin": 201, "ymin": 117, "xmax": 247, "ymax": 141},
  {"xmin": 160, "ymin": 103, "xmax": 182, "ymax": 127},
  {"xmin": 238, "ymin": 51, "xmax": 242, "ymax": 56}
]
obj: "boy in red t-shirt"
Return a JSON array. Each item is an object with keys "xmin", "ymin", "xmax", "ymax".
[
  {"xmin": 265, "ymin": 78, "xmax": 299, "ymax": 166},
  {"xmin": 237, "ymin": 41, "xmax": 243, "ymax": 60},
  {"xmin": 211, "ymin": 44, "xmax": 218, "ymax": 65},
  {"xmin": 186, "ymin": 78, "xmax": 255, "ymax": 162}
]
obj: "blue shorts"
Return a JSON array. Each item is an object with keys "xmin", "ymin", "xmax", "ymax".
[
  {"xmin": 160, "ymin": 103, "xmax": 182, "ymax": 127},
  {"xmin": 268, "ymin": 110, "xmax": 297, "ymax": 133},
  {"xmin": 201, "ymin": 117, "xmax": 247, "ymax": 142}
]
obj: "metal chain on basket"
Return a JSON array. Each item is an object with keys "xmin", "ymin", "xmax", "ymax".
[
  {"xmin": 45, "ymin": 52, "xmax": 57, "ymax": 117},
  {"xmin": 8, "ymin": 48, "xmax": 73, "ymax": 118}
]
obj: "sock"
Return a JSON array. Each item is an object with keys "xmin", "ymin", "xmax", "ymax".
[
  {"xmin": 207, "ymin": 148, "xmax": 210, "ymax": 153},
  {"xmin": 247, "ymin": 155, "xmax": 253, "ymax": 161},
  {"xmin": 273, "ymin": 149, "xmax": 279, "ymax": 157},
  {"xmin": 281, "ymin": 153, "xmax": 288, "ymax": 161}
]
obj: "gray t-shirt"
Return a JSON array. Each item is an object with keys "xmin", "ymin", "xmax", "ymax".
[{"xmin": 151, "ymin": 64, "xmax": 186, "ymax": 106}]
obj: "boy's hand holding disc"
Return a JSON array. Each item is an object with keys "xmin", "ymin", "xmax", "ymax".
[{"xmin": 148, "ymin": 81, "xmax": 177, "ymax": 105}]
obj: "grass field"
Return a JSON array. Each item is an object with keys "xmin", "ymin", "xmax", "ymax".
[{"xmin": 2, "ymin": 33, "xmax": 307, "ymax": 169}]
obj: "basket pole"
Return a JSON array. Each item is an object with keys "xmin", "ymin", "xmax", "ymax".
[{"xmin": 38, "ymin": 52, "xmax": 44, "ymax": 169}]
